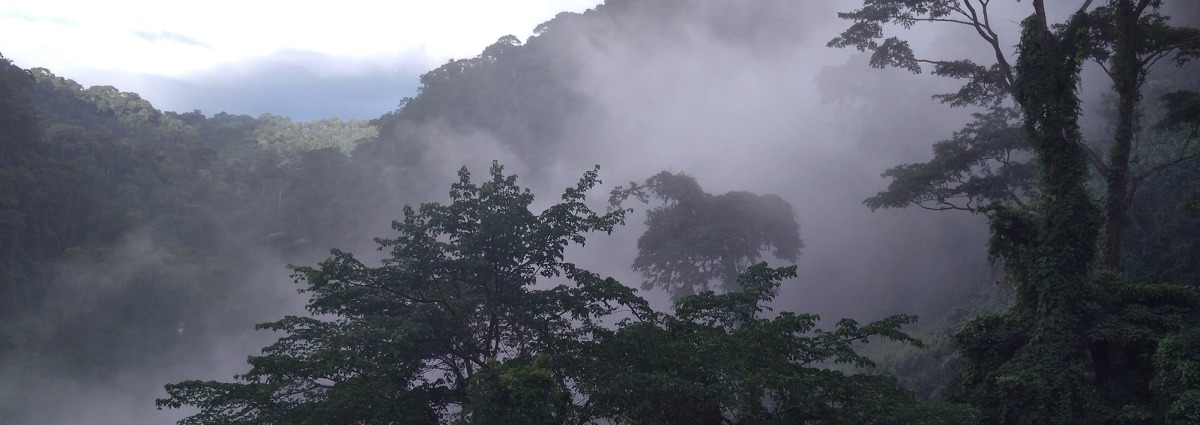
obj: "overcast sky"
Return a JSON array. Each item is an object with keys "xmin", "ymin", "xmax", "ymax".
[{"xmin": 0, "ymin": 0, "xmax": 603, "ymax": 120}]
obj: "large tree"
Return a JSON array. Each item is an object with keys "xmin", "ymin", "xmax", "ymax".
[
  {"xmin": 833, "ymin": 2, "xmax": 1200, "ymax": 423},
  {"xmin": 578, "ymin": 263, "xmax": 977, "ymax": 425},
  {"xmin": 158, "ymin": 163, "xmax": 957, "ymax": 424},
  {"xmin": 610, "ymin": 171, "xmax": 802, "ymax": 300},
  {"xmin": 158, "ymin": 162, "xmax": 640, "ymax": 424},
  {"xmin": 831, "ymin": 0, "xmax": 1200, "ymax": 271}
]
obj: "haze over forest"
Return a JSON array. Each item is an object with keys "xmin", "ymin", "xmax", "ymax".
[{"xmin": 2, "ymin": 1, "xmax": 1199, "ymax": 424}]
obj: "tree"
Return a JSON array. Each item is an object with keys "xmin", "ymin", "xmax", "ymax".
[
  {"xmin": 832, "ymin": 2, "xmax": 1200, "ymax": 423},
  {"xmin": 610, "ymin": 171, "xmax": 802, "ymax": 300},
  {"xmin": 158, "ymin": 162, "xmax": 642, "ymax": 424},
  {"xmin": 159, "ymin": 163, "xmax": 959, "ymax": 424},
  {"xmin": 831, "ymin": 0, "xmax": 1200, "ymax": 270},
  {"xmin": 0, "ymin": 54, "xmax": 95, "ymax": 319},
  {"xmin": 578, "ymin": 264, "xmax": 978, "ymax": 425}
]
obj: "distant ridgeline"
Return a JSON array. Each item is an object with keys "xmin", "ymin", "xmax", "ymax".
[
  {"xmin": 0, "ymin": 55, "xmax": 387, "ymax": 375},
  {"xmin": 0, "ymin": 5, "xmax": 832, "ymax": 419},
  {"xmin": 1, "ymin": 0, "xmax": 820, "ymax": 325},
  {"xmin": 0, "ymin": 0, "xmax": 804, "ymax": 376}
]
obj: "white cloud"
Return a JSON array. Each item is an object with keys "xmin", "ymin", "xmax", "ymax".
[
  {"xmin": 0, "ymin": 0, "xmax": 601, "ymax": 77},
  {"xmin": 0, "ymin": 0, "xmax": 601, "ymax": 118}
]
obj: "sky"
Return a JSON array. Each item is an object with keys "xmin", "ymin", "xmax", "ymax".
[{"xmin": 0, "ymin": 0, "xmax": 603, "ymax": 120}]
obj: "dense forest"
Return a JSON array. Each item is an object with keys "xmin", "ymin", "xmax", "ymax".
[{"xmin": 2, "ymin": 0, "xmax": 1200, "ymax": 424}]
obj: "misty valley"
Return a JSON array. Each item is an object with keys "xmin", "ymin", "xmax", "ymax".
[{"xmin": 3, "ymin": 0, "xmax": 1200, "ymax": 424}]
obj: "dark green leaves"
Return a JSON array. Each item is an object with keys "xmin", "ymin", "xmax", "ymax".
[
  {"xmin": 578, "ymin": 263, "xmax": 966, "ymax": 425},
  {"xmin": 865, "ymin": 106, "xmax": 1032, "ymax": 211},
  {"xmin": 612, "ymin": 171, "xmax": 802, "ymax": 300},
  {"xmin": 829, "ymin": 0, "xmax": 1011, "ymax": 107},
  {"xmin": 1156, "ymin": 90, "xmax": 1200, "ymax": 132},
  {"xmin": 159, "ymin": 164, "xmax": 960, "ymax": 424},
  {"xmin": 159, "ymin": 162, "xmax": 635, "ymax": 424}
]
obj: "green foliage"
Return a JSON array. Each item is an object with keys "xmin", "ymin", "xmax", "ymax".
[
  {"xmin": 1078, "ymin": 4, "xmax": 1200, "ymax": 68},
  {"xmin": 1156, "ymin": 90, "xmax": 1200, "ymax": 132},
  {"xmin": 951, "ymin": 12, "xmax": 1106, "ymax": 424},
  {"xmin": 158, "ymin": 165, "xmax": 961, "ymax": 424},
  {"xmin": 579, "ymin": 264, "xmax": 977, "ymax": 425},
  {"xmin": 251, "ymin": 113, "xmax": 377, "ymax": 161},
  {"xmin": 832, "ymin": 0, "xmax": 1200, "ymax": 273},
  {"xmin": 829, "ymin": 1, "xmax": 1031, "ymax": 212},
  {"xmin": 1124, "ymin": 156, "xmax": 1200, "ymax": 284},
  {"xmin": 610, "ymin": 171, "xmax": 802, "ymax": 299},
  {"xmin": 954, "ymin": 273, "xmax": 1200, "ymax": 424},
  {"xmin": 157, "ymin": 163, "xmax": 640, "ymax": 423},
  {"xmin": 1154, "ymin": 326, "xmax": 1200, "ymax": 424},
  {"xmin": 828, "ymin": 0, "xmax": 1014, "ymax": 107},
  {"xmin": 0, "ymin": 58, "xmax": 393, "ymax": 397},
  {"xmin": 377, "ymin": 34, "xmax": 584, "ymax": 163},
  {"xmin": 0, "ymin": 55, "xmax": 96, "ymax": 318},
  {"xmin": 865, "ymin": 106, "xmax": 1033, "ymax": 211},
  {"xmin": 464, "ymin": 356, "xmax": 573, "ymax": 425},
  {"xmin": 946, "ymin": 7, "xmax": 1200, "ymax": 425}
]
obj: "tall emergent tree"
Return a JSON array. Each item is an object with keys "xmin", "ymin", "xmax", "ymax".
[
  {"xmin": 832, "ymin": 0, "xmax": 1200, "ymax": 271},
  {"xmin": 832, "ymin": 1, "xmax": 1200, "ymax": 423},
  {"xmin": 610, "ymin": 171, "xmax": 802, "ymax": 300},
  {"xmin": 158, "ymin": 163, "xmax": 962, "ymax": 424}
]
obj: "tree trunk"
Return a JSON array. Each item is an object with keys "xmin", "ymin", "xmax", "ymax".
[{"xmin": 1103, "ymin": 0, "xmax": 1142, "ymax": 270}]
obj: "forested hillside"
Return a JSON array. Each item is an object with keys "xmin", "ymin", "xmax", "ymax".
[
  {"xmin": 2, "ymin": 0, "xmax": 1200, "ymax": 424},
  {"xmin": 1, "ymin": 53, "xmax": 388, "ymax": 423}
]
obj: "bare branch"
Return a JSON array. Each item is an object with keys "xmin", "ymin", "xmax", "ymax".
[
  {"xmin": 1134, "ymin": 0, "xmax": 1153, "ymax": 16},
  {"xmin": 1141, "ymin": 49, "xmax": 1176, "ymax": 73},
  {"xmin": 916, "ymin": 17, "xmax": 981, "ymax": 26},
  {"xmin": 1135, "ymin": 125, "xmax": 1200, "ymax": 182},
  {"xmin": 963, "ymin": 0, "xmax": 1014, "ymax": 89},
  {"xmin": 1095, "ymin": 59, "xmax": 1114, "ymax": 79},
  {"xmin": 1067, "ymin": 128, "xmax": 1109, "ymax": 174},
  {"xmin": 914, "ymin": 200, "xmax": 974, "ymax": 212},
  {"xmin": 1082, "ymin": 144, "xmax": 1109, "ymax": 175},
  {"xmin": 1134, "ymin": 153, "xmax": 1200, "ymax": 183},
  {"xmin": 1007, "ymin": 190, "xmax": 1028, "ymax": 209},
  {"xmin": 1076, "ymin": 0, "xmax": 1096, "ymax": 16},
  {"xmin": 914, "ymin": 58, "xmax": 955, "ymax": 66}
]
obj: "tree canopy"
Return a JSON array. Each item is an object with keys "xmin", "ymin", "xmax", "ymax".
[
  {"xmin": 157, "ymin": 163, "xmax": 961, "ymax": 424},
  {"xmin": 610, "ymin": 171, "xmax": 802, "ymax": 300},
  {"xmin": 833, "ymin": 2, "xmax": 1200, "ymax": 423},
  {"xmin": 831, "ymin": 0, "xmax": 1200, "ymax": 271}
]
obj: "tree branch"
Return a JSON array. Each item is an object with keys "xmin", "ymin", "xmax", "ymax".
[
  {"xmin": 1068, "ymin": 128, "xmax": 1109, "ymax": 174},
  {"xmin": 1077, "ymin": 0, "xmax": 1097, "ymax": 16},
  {"xmin": 914, "ymin": 200, "xmax": 973, "ymax": 212},
  {"xmin": 1134, "ymin": 0, "xmax": 1153, "ymax": 16},
  {"xmin": 1135, "ymin": 125, "xmax": 1200, "ymax": 182},
  {"xmin": 917, "ymin": 17, "xmax": 981, "ymax": 27},
  {"xmin": 1095, "ymin": 59, "xmax": 1114, "ymax": 79},
  {"xmin": 963, "ymin": 0, "xmax": 1014, "ymax": 89},
  {"xmin": 1033, "ymin": 0, "xmax": 1051, "ymax": 50},
  {"xmin": 1141, "ymin": 49, "xmax": 1176, "ymax": 73}
]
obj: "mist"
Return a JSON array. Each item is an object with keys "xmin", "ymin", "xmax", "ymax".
[{"xmin": 4, "ymin": 0, "xmax": 1196, "ymax": 423}]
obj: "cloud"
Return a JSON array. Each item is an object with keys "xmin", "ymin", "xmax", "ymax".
[
  {"xmin": 132, "ymin": 30, "xmax": 208, "ymax": 47},
  {"xmin": 0, "ymin": 9, "xmax": 76, "ymax": 27},
  {"xmin": 1, "ymin": 1, "xmax": 606, "ymax": 120},
  {"xmin": 113, "ymin": 50, "xmax": 428, "ymax": 120}
]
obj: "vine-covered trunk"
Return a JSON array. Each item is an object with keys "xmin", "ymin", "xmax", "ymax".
[
  {"xmin": 1017, "ymin": 2, "xmax": 1101, "ymax": 343},
  {"xmin": 985, "ymin": 3, "xmax": 1104, "ymax": 422}
]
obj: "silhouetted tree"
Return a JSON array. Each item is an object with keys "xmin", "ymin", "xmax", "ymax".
[{"xmin": 611, "ymin": 171, "xmax": 802, "ymax": 301}]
